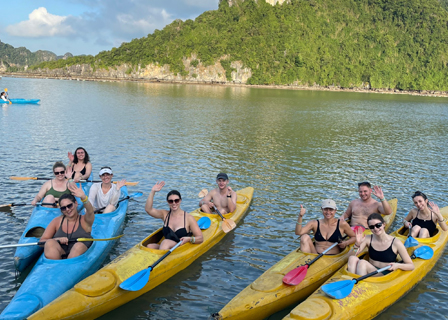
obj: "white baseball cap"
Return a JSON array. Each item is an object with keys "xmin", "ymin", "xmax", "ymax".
[{"xmin": 321, "ymin": 199, "xmax": 337, "ymax": 210}]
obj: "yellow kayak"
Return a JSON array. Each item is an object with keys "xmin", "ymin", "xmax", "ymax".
[
  {"xmin": 212, "ymin": 199, "xmax": 397, "ymax": 320},
  {"xmin": 29, "ymin": 187, "xmax": 254, "ymax": 320},
  {"xmin": 283, "ymin": 205, "xmax": 448, "ymax": 320}
]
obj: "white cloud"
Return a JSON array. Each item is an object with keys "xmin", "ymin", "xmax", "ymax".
[{"xmin": 6, "ymin": 7, "xmax": 75, "ymax": 38}]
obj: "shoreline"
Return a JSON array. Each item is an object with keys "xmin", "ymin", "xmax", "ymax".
[{"xmin": 2, "ymin": 72, "xmax": 448, "ymax": 98}]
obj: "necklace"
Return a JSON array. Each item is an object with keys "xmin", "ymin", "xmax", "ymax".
[{"xmin": 66, "ymin": 215, "xmax": 79, "ymax": 242}]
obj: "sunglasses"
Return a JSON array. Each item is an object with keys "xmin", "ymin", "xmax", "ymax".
[
  {"xmin": 60, "ymin": 203, "xmax": 74, "ymax": 212},
  {"xmin": 167, "ymin": 198, "xmax": 180, "ymax": 204},
  {"xmin": 368, "ymin": 222, "xmax": 383, "ymax": 230},
  {"xmin": 54, "ymin": 170, "xmax": 65, "ymax": 175}
]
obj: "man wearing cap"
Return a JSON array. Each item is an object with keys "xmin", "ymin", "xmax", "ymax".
[
  {"xmin": 340, "ymin": 182, "xmax": 392, "ymax": 228},
  {"xmin": 199, "ymin": 173, "xmax": 237, "ymax": 214},
  {"xmin": 88, "ymin": 167, "xmax": 126, "ymax": 213},
  {"xmin": 296, "ymin": 199, "xmax": 355, "ymax": 254}
]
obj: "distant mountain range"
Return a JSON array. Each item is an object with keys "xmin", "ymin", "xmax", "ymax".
[{"xmin": 0, "ymin": 41, "xmax": 74, "ymax": 70}]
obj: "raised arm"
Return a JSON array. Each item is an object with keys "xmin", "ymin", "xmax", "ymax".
[
  {"xmin": 430, "ymin": 202, "xmax": 448, "ymax": 232},
  {"xmin": 145, "ymin": 181, "xmax": 167, "ymax": 219},
  {"xmin": 69, "ymin": 183, "xmax": 94, "ymax": 226},
  {"xmin": 295, "ymin": 205, "xmax": 316, "ymax": 236},
  {"xmin": 373, "ymin": 186, "xmax": 392, "ymax": 215}
]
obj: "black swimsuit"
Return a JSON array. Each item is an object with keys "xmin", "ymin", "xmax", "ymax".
[
  {"xmin": 369, "ymin": 237, "xmax": 397, "ymax": 263},
  {"xmin": 314, "ymin": 219, "xmax": 343, "ymax": 243},
  {"xmin": 71, "ymin": 164, "xmax": 87, "ymax": 179},
  {"xmin": 162, "ymin": 210, "xmax": 192, "ymax": 242},
  {"xmin": 412, "ymin": 210, "xmax": 437, "ymax": 236}
]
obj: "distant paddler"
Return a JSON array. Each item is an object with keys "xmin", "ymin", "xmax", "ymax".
[
  {"xmin": 403, "ymin": 191, "xmax": 447, "ymax": 238},
  {"xmin": 348, "ymin": 213, "xmax": 414, "ymax": 276},
  {"xmin": 1, "ymin": 90, "xmax": 10, "ymax": 103},
  {"xmin": 145, "ymin": 181, "xmax": 203, "ymax": 250},
  {"xmin": 39, "ymin": 183, "xmax": 94, "ymax": 259},
  {"xmin": 31, "ymin": 161, "xmax": 71, "ymax": 207},
  {"xmin": 297, "ymin": 199, "xmax": 356, "ymax": 255},
  {"xmin": 340, "ymin": 181, "xmax": 393, "ymax": 228}
]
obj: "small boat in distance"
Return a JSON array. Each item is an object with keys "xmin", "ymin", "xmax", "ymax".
[{"xmin": 1, "ymin": 98, "xmax": 40, "ymax": 104}]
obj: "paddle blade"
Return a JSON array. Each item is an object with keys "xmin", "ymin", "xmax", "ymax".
[
  {"xmin": 404, "ymin": 236, "xmax": 419, "ymax": 248},
  {"xmin": 222, "ymin": 218, "xmax": 237, "ymax": 233},
  {"xmin": 77, "ymin": 234, "xmax": 124, "ymax": 242},
  {"xmin": 10, "ymin": 176, "xmax": 37, "ymax": 180},
  {"xmin": 413, "ymin": 246, "xmax": 434, "ymax": 260},
  {"xmin": 198, "ymin": 217, "xmax": 211, "ymax": 230},
  {"xmin": 283, "ymin": 265, "xmax": 309, "ymax": 285},
  {"xmin": 130, "ymin": 192, "xmax": 143, "ymax": 198},
  {"xmin": 322, "ymin": 279, "xmax": 355, "ymax": 299},
  {"xmin": 119, "ymin": 268, "xmax": 151, "ymax": 291},
  {"xmin": 198, "ymin": 189, "xmax": 208, "ymax": 198}
]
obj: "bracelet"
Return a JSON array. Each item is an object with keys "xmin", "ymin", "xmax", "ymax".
[
  {"xmin": 380, "ymin": 198, "xmax": 386, "ymax": 202},
  {"xmin": 81, "ymin": 196, "xmax": 88, "ymax": 203},
  {"xmin": 353, "ymin": 247, "xmax": 359, "ymax": 251},
  {"xmin": 296, "ymin": 222, "xmax": 301, "ymax": 225},
  {"xmin": 439, "ymin": 218, "xmax": 446, "ymax": 223},
  {"xmin": 190, "ymin": 236, "xmax": 195, "ymax": 244}
]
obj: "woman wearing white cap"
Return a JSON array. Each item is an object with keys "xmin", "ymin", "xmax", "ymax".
[
  {"xmin": 88, "ymin": 167, "xmax": 126, "ymax": 213},
  {"xmin": 296, "ymin": 199, "xmax": 356, "ymax": 255}
]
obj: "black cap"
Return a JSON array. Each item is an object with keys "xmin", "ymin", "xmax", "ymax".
[{"xmin": 216, "ymin": 173, "xmax": 229, "ymax": 180}]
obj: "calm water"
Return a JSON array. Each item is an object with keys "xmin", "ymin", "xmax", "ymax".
[{"xmin": 1, "ymin": 77, "xmax": 448, "ymax": 319}]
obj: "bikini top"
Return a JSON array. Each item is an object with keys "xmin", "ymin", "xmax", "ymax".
[
  {"xmin": 45, "ymin": 180, "xmax": 71, "ymax": 199},
  {"xmin": 369, "ymin": 237, "xmax": 397, "ymax": 263},
  {"xmin": 412, "ymin": 210, "xmax": 436, "ymax": 235},
  {"xmin": 314, "ymin": 219, "xmax": 343, "ymax": 243},
  {"xmin": 71, "ymin": 164, "xmax": 87, "ymax": 179},
  {"xmin": 162, "ymin": 210, "xmax": 192, "ymax": 242}
]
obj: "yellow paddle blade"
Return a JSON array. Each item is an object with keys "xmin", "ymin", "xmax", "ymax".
[
  {"xmin": 4, "ymin": 88, "xmax": 7, "ymax": 92},
  {"xmin": 198, "ymin": 189, "xmax": 208, "ymax": 198},
  {"xmin": 113, "ymin": 181, "xmax": 139, "ymax": 186},
  {"xmin": 222, "ymin": 218, "xmax": 237, "ymax": 233},
  {"xmin": 10, "ymin": 176, "xmax": 38, "ymax": 180},
  {"xmin": 77, "ymin": 234, "xmax": 124, "ymax": 242}
]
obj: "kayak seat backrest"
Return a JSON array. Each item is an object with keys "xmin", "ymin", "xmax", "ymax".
[
  {"xmin": 25, "ymin": 227, "xmax": 45, "ymax": 238},
  {"xmin": 237, "ymin": 195, "xmax": 246, "ymax": 204},
  {"xmin": 397, "ymin": 226, "xmax": 408, "ymax": 236},
  {"xmin": 142, "ymin": 229, "xmax": 164, "ymax": 247},
  {"xmin": 431, "ymin": 229, "xmax": 439, "ymax": 237}
]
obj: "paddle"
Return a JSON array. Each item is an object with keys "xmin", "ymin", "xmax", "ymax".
[
  {"xmin": 0, "ymin": 234, "xmax": 124, "ymax": 249},
  {"xmin": 4, "ymin": 88, "xmax": 11, "ymax": 104},
  {"xmin": 404, "ymin": 225, "xmax": 419, "ymax": 248},
  {"xmin": 0, "ymin": 202, "xmax": 56, "ymax": 208},
  {"xmin": 9, "ymin": 176, "xmax": 139, "ymax": 186},
  {"xmin": 283, "ymin": 241, "xmax": 342, "ymax": 285},
  {"xmin": 119, "ymin": 241, "xmax": 182, "ymax": 291},
  {"xmin": 94, "ymin": 192, "xmax": 143, "ymax": 213},
  {"xmin": 198, "ymin": 189, "xmax": 236, "ymax": 233},
  {"xmin": 322, "ymin": 245, "xmax": 434, "ymax": 299},
  {"xmin": 198, "ymin": 216, "xmax": 211, "ymax": 229}
]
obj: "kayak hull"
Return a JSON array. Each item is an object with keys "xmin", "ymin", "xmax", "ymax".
[
  {"xmin": 213, "ymin": 199, "xmax": 397, "ymax": 320},
  {"xmin": 283, "ymin": 206, "xmax": 448, "ymax": 320},
  {"xmin": 14, "ymin": 182, "xmax": 91, "ymax": 272},
  {"xmin": 28, "ymin": 187, "xmax": 254, "ymax": 320},
  {"xmin": 0, "ymin": 187, "xmax": 129, "ymax": 320},
  {"xmin": 1, "ymin": 99, "xmax": 40, "ymax": 104}
]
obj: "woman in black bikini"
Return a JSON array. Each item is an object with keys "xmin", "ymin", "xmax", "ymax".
[
  {"xmin": 348, "ymin": 213, "xmax": 414, "ymax": 276},
  {"xmin": 40, "ymin": 183, "xmax": 94, "ymax": 259},
  {"xmin": 145, "ymin": 181, "xmax": 203, "ymax": 250},
  {"xmin": 403, "ymin": 191, "xmax": 447, "ymax": 238},
  {"xmin": 66, "ymin": 147, "xmax": 92, "ymax": 182},
  {"xmin": 296, "ymin": 199, "xmax": 355, "ymax": 255}
]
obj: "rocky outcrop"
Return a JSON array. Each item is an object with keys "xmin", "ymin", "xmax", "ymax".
[{"xmin": 25, "ymin": 56, "xmax": 252, "ymax": 84}]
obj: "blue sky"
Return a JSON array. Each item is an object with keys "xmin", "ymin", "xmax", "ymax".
[{"xmin": 0, "ymin": 0, "xmax": 219, "ymax": 56}]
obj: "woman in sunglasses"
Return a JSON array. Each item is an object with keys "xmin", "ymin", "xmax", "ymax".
[
  {"xmin": 31, "ymin": 162, "xmax": 71, "ymax": 207},
  {"xmin": 39, "ymin": 183, "xmax": 94, "ymax": 259},
  {"xmin": 66, "ymin": 147, "xmax": 92, "ymax": 182},
  {"xmin": 402, "ymin": 191, "xmax": 447, "ymax": 238},
  {"xmin": 296, "ymin": 199, "xmax": 356, "ymax": 255},
  {"xmin": 145, "ymin": 181, "xmax": 203, "ymax": 250},
  {"xmin": 348, "ymin": 213, "xmax": 414, "ymax": 276}
]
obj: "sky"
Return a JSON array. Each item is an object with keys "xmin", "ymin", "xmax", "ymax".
[{"xmin": 0, "ymin": 0, "xmax": 219, "ymax": 56}]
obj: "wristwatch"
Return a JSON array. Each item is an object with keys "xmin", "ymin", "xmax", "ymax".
[{"xmin": 227, "ymin": 195, "xmax": 231, "ymax": 198}]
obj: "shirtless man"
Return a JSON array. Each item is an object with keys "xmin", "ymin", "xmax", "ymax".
[
  {"xmin": 199, "ymin": 173, "xmax": 237, "ymax": 214},
  {"xmin": 340, "ymin": 181, "xmax": 392, "ymax": 228}
]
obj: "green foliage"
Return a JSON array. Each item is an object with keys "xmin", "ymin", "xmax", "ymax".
[
  {"xmin": 220, "ymin": 58, "xmax": 236, "ymax": 81},
  {"xmin": 191, "ymin": 59, "xmax": 199, "ymax": 67},
  {"xmin": 24, "ymin": 0, "xmax": 448, "ymax": 90}
]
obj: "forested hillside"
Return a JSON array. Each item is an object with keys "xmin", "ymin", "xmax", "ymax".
[{"xmin": 28, "ymin": 0, "xmax": 448, "ymax": 90}]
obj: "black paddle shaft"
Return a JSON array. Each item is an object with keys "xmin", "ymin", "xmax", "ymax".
[
  {"xmin": 305, "ymin": 235, "xmax": 349, "ymax": 267},
  {"xmin": 147, "ymin": 246, "xmax": 177, "ymax": 271},
  {"xmin": 94, "ymin": 196, "xmax": 130, "ymax": 213}
]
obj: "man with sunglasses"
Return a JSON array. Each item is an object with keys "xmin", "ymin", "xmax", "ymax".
[
  {"xmin": 88, "ymin": 167, "xmax": 126, "ymax": 213},
  {"xmin": 199, "ymin": 173, "xmax": 237, "ymax": 214},
  {"xmin": 340, "ymin": 182, "xmax": 392, "ymax": 228}
]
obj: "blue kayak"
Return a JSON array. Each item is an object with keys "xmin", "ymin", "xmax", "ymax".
[
  {"xmin": 1, "ymin": 186, "xmax": 129, "ymax": 320},
  {"xmin": 0, "ymin": 99, "xmax": 40, "ymax": 104},
  {"xmin": 13, "ymin": 183, "xmax": 92, "ymax": 272}
]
